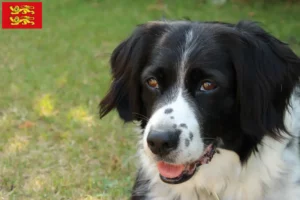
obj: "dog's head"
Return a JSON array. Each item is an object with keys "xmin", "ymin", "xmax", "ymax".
[{"xmin": 100, "ymin": 20, "xmax": 300, "ymax": 184}]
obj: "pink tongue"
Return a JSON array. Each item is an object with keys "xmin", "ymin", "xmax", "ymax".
[{"xmin": 157, "ymin": 161, "xmax": 185, "ymax": 178}]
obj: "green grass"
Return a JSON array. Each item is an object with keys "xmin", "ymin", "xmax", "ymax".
[{"xmin": 0, "ymin": 0, "xmax": 300, "ymax": 199}]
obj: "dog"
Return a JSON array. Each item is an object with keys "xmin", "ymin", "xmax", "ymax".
[{"xmin": 100, "ymin": 20, "xmax": 300, "ymax": 200}]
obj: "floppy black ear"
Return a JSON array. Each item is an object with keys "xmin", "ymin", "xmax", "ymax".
[
  {"xmin": 229, "ymin": 21, "xmax": 300, "ymax": 139},
  {"xmin": 100, "ymin": 23, "xmax": 167, "ymax": 122}
]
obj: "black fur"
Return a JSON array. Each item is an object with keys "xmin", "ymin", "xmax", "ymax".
[{"xmin": 100, "ymin": 23, "xmax": 168, "ymax": 127}]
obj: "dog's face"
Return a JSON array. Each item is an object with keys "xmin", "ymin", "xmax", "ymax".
[{"xmin": 100, "ymin": 21, "xmax": 300, "ymax": 184}]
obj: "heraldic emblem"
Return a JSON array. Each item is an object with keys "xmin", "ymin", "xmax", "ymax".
[{"xmin": 2, "ymin": 2, "xmax": 42, "ymax": 29}]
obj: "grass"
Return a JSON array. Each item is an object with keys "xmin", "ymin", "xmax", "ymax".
[{"xmin": 0, "ymin": 0, "xmax": 299, "ymax": 199}]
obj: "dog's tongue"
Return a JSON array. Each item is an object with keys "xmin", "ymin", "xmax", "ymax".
[{"xmin": 157, "ymin": 161, "xmax": 185, "ymax": 178}]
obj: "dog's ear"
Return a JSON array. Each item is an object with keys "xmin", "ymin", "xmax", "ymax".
[
  {"xmin": 227, "ymin": 21, "xmax": 300, "ymax": 139},
  {"xmin": 100, "ymin": 22, "xmax": 167, "ymax": 122}
]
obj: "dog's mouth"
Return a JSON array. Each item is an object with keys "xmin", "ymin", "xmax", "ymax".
[{"xmin": 157, "ymin": 143, "xmax": 217, "ymax": 184}]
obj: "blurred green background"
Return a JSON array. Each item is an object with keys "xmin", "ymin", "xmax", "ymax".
[{"xmin": 0, "ymin": 0, "xmax": 299, "ymax": 199}]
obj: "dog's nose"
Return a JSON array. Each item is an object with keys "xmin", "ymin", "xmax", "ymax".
[{"xmin": 147, "ymin": 130, "xmax": 179, "ymax": 156}]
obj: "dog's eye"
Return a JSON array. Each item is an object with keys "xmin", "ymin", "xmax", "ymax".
[
  {"xmin": 147, "ymin": 78, "xmax": 159, "ymax": 89},
  {"xmin": 200, "ymin": 81, "xmax": 217, "ymax": 91}
]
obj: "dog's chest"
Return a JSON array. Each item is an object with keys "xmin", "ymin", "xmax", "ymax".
[
  {"xmin": 146, "ymin": 184, "xmax": 300, "ymax": 200},
  {"xmin": 146, "ymin": 185, "xmax": 216, "ymax": 200}
]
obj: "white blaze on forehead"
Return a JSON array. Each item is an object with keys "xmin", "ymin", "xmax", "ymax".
[{"xmin": 178, "ymin": 29, "xmax": 196, "ymax": 85}]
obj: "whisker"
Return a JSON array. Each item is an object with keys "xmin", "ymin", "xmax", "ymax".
[{"xmin": 132, "ymin": 112, "xmax": 149, "ymax": 121}]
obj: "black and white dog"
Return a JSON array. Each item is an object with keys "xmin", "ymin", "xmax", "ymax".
[{"xmin": 100, "ymin": 20, "xmax": 300, "ymax": 200}]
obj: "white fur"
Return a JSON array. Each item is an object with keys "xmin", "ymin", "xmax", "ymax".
[
  {"xmin": 180, "ymin": 29, "xmax": 195, "ymax": 71},
  {"xmin": 136, "ymin": 90, "xmax": 300, "ymax": 200},
  {"xmin": 179, "ymin": 30, "xmax": 197, "ymax": 86},
  {"xmin": 143, "ymin": 89, "xmax": 204, "ymax": 164}
]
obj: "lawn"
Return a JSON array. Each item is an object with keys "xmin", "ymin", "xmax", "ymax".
[{"xmin": 0, "ymin": 0, "xmax": 299, "ymax": 199}]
